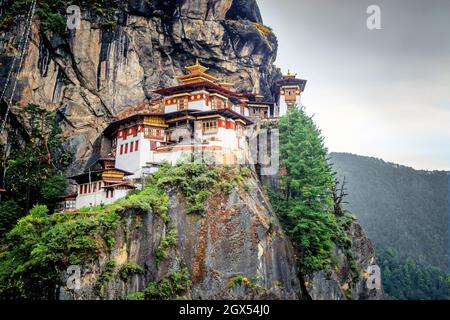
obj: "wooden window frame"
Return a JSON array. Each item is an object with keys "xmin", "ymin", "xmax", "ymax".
[{"xmin": 202, "ymin": 120, "xmax": 218, "ymax": 134}]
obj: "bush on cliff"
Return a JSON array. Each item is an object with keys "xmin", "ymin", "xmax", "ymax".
[
  {"xmin": 1, "ymin": 104, "xmax": 72, "ymax": 235},
  {"xmin": 153, "ymin": 162, "xmax": 251, "ymax": 216},
  {"xmin": 0, "ymin": 0, "xmax": 122, "ymax": 33},
  {"xmin": 0, "ymin": 204, "xmax": 118, "ymax": 299}
]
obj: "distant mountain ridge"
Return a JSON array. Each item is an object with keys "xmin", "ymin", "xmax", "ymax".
[{"xmin": 329, "ymin": 152, "xmax": 449, "ymax": 272}]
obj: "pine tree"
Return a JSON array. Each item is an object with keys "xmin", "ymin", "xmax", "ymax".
[{"xmin": 271, "ymin": 106, "xmax": 337, "ymax": 273}]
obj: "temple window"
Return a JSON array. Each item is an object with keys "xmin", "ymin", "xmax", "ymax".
[
  {"xmin": 216, "ymin": 99, "xmax": 225, "ymax": 109},
  {"xmin": 124, "ymin": 144, "xmax": 128, "ymax": 154},
  {"xmin": 120, "ymin": 145, "xmax": 124, "ymax": 155},
  {"xmin": 284, "ymin": 88, "xmax": 298, "ymax": 102},
  {"xmin": 130, "ymin": 141, "xmax": 134, "ymax": 152},
  {"xmin": 285, "ymin": 89, "xmax": 295, "ymax": 97},
  {"xmin": 203, "ymin": 120, "xmax": 218, "ymax": 133},
  {"xmin": 177, "ymin": 98, "xmax": 188, "ymax": 110},
  {"xmin": 135, "ymin": 140, "xmax": 139, "ymax": 151}
]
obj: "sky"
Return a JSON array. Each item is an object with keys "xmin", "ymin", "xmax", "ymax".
[{"xmin": 258, "ymin": 0, "xmax": 450, "ymax": 171}]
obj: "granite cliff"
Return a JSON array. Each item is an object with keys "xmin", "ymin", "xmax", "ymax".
[
  {"xmin": 57, "ymin": 171, "xmax": 382, "ymax": 300},
  {"xmin": 0, "ymin": 0, "xmax": 278, "ymax": 173}
]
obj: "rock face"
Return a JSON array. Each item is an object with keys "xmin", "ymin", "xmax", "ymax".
[
  {"xmin": 306, "ymin": 222, "xmax": 384, "ymax": 300},
  {"xmin": 57, "ymin": 175, "xmax": 383, "ymax": 300},
  {"xmin": 0, "ymin": 0, "xmax": 279, "ymax": 174},
  {"xmin": 59, "ymin": 176, "xmax": 301, "ymax": 300}
]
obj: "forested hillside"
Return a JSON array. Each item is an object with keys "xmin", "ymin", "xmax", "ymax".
[
  {"xmin": 330, "ymin": 152, "xmax": 448, "ymax": 271},
  {"xmin": 377, "ymin": 247, "xmax": 449, "ymax": 300},
  {"xmin": 330, "ymin": 152, "xmax": 449, "ymax": 299}
]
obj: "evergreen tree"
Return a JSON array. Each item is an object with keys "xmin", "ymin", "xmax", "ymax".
[
  {"xmin": 0, "ymin": 104, "xmax": 72, "ymax": 237},
  {"xmin": 0, "ymin": 200, "xmax": 21, "ymax": 237},
  {"xmin": 270, "ymin": 106, "xmax": 338, "ymax": 273},
  {"xmin": 377, "ymin": 246, "xmax": 450, "ymax": 299}
]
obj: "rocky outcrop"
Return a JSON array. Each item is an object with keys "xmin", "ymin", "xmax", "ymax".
[
  {"xmin": 57, "ymin": 173, "xmax": 383, "ymax": 300},
  {"xmin": 58, "ymin": 176, "xmax": 301, "ymax": 300},
  {"xmin": 305, "ymin": 222, "xmax": 384, "ymax": 300},
  {"xmin": 0, "ymin": 0, "xmax": 279, "ymax": 174}
]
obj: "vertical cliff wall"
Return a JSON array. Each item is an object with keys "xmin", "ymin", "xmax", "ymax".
[
  {"xmin": 0, "ymin": 0, "xmax": 280, "ymax": 173},
  {"xmin": 58, "ymin": 175, "xmax": 302, "ymax": 300}
]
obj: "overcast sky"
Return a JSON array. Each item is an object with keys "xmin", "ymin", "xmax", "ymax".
[{"xmin": 258, "ymin": 0, "xmax": 450, "ymax": 171}]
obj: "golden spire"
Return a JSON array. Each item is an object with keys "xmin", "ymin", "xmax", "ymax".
[
  {"xmin": 176, "ymin": 59, "xmax": 220, "ymax": 84},
  {"xmin": 284, "ymin": 69, "xmax": 297, "ymax": 78}
]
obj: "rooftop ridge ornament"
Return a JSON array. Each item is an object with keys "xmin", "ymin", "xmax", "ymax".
[
  {"xmin": 284, "ymin": 69, "xmax": 297, "ymax": 78},
  {"xmin": 176, "ymin": 59, "xmax": 219, "ymax": 84}
]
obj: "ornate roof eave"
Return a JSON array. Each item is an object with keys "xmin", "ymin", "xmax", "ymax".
[
  {"xmin": 176, "ymin": 60, "xmax": 220, "ymax": 84},
  {"xmin": 103, "ymin": 112, "xmax": 165, "ymax": 137},
  {"xmin": 154, "ymin": 81, "xmax": 242, "ymax": 101},
  {"xmin": 275, "ymin": 77, "xmax": 308, "ymax": 91}
]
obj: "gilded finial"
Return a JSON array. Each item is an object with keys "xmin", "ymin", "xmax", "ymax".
[{"xmin": 285, "ymin": 69, "xmax": 297, "ymax": 77}]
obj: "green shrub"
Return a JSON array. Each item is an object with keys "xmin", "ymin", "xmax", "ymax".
[
  {"xmin": 126, "ymin": 291, "xmax": 145, "ymax": 300},
  {"xmin": 155, "ymin": 227, "xmax": 177, "ymax": 265},
  {"xmin": 37, "ymin": 9, "xmax": 66, "ymax": 34},
  {"xmin": 0, "ymin": 200, "xmax": 23, "ymax": 237},
  {"xmin": 143, "ymin": 269, "xmax": 191, "ymax": 300},
  {"xmin": 110, "ymin": 184, "xmax": 170, "ymax": 222},
  {"xmin": 94, "ymin": 260, "xmax": 116, "ymax": 295},
  {"xmin": 0, "ymin": 205, "xmax": 119, "ymax": 299},
  {"xmin": 152, "ymin": 163, "xmax": 252, "ymax": 216},
  {"xmin": 227, "ymin": 275, "xmax": 262, "ymax": 293},
  {"xmin": 40, "ymin": 175, "xmax": 67, "ymax": 203},
  {"xmin": 29, "ymin": 204, "xmax": 49, "ymax": 217},
  {"xmin": 0, "ymin": 1, "xmax": 121, "ymax": 33},
  {"xmin": 119, "ymin": 262, "xmax": 144, "ymax": 281}
]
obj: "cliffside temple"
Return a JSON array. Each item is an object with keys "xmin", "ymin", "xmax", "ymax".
[{"xmin": 60, "ymin": 61, "xmax": 307, "ymax": 210}]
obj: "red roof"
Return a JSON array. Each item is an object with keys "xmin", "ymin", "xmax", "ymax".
[
  {"xmin": 192, "ymin": 108, "xmax": 254, "ymax": 125},
  {"xmin": 275, "ymin": 77, "xmax": 307, "ymax": 91},
  {"xmin": 154, "ymin": 81, "xmax": 242, "ymax": 101},
  {"xmin": 59, "ymin": 193, "xmax": 78, "ymax": 200},
  {"xmin": 102, "ymin": 181, "xmax": 135, "ymax": 189}
]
